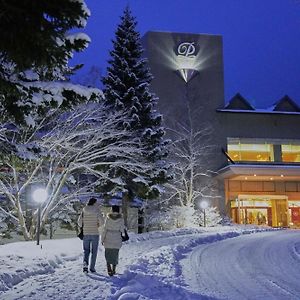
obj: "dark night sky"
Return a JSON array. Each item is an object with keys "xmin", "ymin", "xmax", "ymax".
[{"xmin": 71, "ymin": 0, "xmax": 300, "ymax": 108}]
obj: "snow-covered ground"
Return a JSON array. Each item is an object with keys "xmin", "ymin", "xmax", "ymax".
[{"xmin": 1, "ymin": 226, "xmax": 299, "ymax": 300}]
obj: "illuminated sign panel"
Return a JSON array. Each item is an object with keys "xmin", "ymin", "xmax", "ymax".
[
  {"xmin": 177, "ymin": 42, "xmax": 196, "ymax": 57},
  {"xmin": 175, "ymin": 41, "xmax": 199, "ymax": 82}
]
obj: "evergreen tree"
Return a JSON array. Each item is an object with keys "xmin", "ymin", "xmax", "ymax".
[
  {"xmin": 102, "ymin": 7, "xmax": 170, "ymax": 209},
  {"xmin": 0, "ymin": 0, "xmax": 91, "ymax": 123},
  {"xmin": 0, "ymin": 0, "xmax": 89, "ymax": 73}
]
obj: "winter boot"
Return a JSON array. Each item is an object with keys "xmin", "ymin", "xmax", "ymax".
[
  {"xmin": 83, "ymin": 261, "xmax": 88, "ymax": 273},
  {"xmin": 112, "ymin": 265, "xmax": 116, "ymax": 275},
  {"xmin": 107, "ymin": 263, "xmax": 113, "ymax": 276}
]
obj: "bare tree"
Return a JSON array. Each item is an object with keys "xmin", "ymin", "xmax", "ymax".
[
  {"xmin": 142, "ymin": 121, "xmax": 220, "ymax": 229},
  {"xmin": 166, "ymin": 123, "xmax": 217, "ymax": 208},
  {"xmin": 152, "ymin": 96, "xmax": 223, "ymax": 227},
  {"xmin": 0, "ymin": 103, "xmax": 150, "ymax": 240}
]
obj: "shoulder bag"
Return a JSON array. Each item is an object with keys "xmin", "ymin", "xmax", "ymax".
[
  {"xmin": 121, "ymin": 228, "xmax": 129, "ymax": 242},
  {"xmin": 77, "ymin": 212, "xmax": 84, "ymax": 240}
]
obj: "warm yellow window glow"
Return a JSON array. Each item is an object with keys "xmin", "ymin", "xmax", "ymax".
[
  {"xmin": 228, "ymin": 142, "xmax": 274, "ymax": 162},
  {"xmin": 288, "ymin": 200, "xmax": 300, "ymax": 207},
  {"xmin": 282, "ymin": 145, "xmax": 300, "ymax": 162},
  {"xmin": 231, "ymin": 200, "xmax": 271, "ymax": 208}
]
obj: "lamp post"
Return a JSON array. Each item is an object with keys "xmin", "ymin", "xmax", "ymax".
[
  {"xmin": 33, "ymin": 188, "xmax": 48, "ymax": 245},
  {"xmin": 200, "ymin": 200, "xmax": 209, "ymax": 227}
]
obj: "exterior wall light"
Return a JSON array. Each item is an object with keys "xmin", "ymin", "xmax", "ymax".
[
  {"xmin": 175, "ymin": 41, "xmax": 199, "ymax": 83},
  {"xmin": 176, "ymin": 68, "xmax": 199, "ymax": 83}
]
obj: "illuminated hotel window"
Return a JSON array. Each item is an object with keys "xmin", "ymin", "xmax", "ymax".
[
  {"xmin": 282, "ymin": 144, "xmax": 300, "ymax": 162},
  {"xmin": 227, "ymin": 139, "xmax": 274, "ymax": 162}
]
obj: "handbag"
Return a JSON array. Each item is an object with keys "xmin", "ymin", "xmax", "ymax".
[
  {"xmin": 78, "ymin": 227, "xmax": 84, "ymax": 240},
  {"xmin": 121, "ymin": 229, "xmax": 129, "ymax": 242},
  {"xmin": 77, "ymin": 212, "xmax": 84, "ymax": 240}
]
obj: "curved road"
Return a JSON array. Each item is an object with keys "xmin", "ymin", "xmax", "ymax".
[{"xmin": 183, "ymin": 230, "xmax": 300, "ymax": 300}]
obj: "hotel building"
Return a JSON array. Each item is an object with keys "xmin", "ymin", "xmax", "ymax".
[{"xmin": 142, "ymin": 31, "xmax": 300, "ymax": 227}]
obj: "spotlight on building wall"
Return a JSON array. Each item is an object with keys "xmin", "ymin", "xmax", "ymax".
[{"xmin": 176, "ymin": 68, "xmax": 199, "ymax": 83}]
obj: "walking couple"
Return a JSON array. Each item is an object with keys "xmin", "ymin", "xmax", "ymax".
[{"xmin": 77, "ymin": 198, "xmax": 126, "ymax": 276}]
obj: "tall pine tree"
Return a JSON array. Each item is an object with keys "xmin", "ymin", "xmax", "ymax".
[
  {"xmin": 0, "ymin": 0, "xmax": 92, "ymax": 123},
  {"xmin": 0, "ymin": 0, "xmax": 90, "ymax": 74},
  {"xmin": 102, "ymin": 7, "xmax": 170, "ymax": 217}
]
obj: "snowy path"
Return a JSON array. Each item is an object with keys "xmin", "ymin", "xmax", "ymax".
[
  {"xmin": 182, "ymin": 230, "xmax": 300, "ymax": 300},
  {"xmin": 1, "ymin": 231, "xmax": 207, "ymax": 300},
  {"xmin": 1, "ymin": 227, "xmax": 297, "ymax": 299}
]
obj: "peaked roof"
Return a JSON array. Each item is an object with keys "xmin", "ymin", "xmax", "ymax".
[
  {"xmin": 224, "ymin": 93, "xmax": 255, "ymax": 110},
  {"xmin": 272, "ymin": 95, "xmax": 300, "ymax": 112}
]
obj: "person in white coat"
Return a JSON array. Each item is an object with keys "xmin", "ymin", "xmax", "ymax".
[
  {"xmin": 78, "ymin": 198, "xmax": 103, "ymax": 273},
  {"xmin": 101, "ymin": 205, "xmax": 125, "ymax": 276}
]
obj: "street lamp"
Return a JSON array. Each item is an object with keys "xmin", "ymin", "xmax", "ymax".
[
  {"xmin": 200, "ymin": 200, "xmax": 209, "ymax": 227},
  {"xmin": 33, "ymin": 188, "xmax": 48, "ymax": 245}
]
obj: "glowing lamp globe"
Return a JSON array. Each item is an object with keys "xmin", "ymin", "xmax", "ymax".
[
  {"xmin": 200, "ymin": 201, "xmax": 209, "ymax": 210},
  {"xmin": 33, "ymin": 188, "xmax": 48, "ymax": 203}
]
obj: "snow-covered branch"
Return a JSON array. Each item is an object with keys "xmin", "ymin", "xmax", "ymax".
[
  {"xmin": 165, "ymin": 122, "xmax": 217, "ymax": 207},
  {"xmin": 0, "ymin": 101, "xmax": 150, "ymax": 240}
]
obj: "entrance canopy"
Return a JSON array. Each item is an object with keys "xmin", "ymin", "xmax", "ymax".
[
  {"xmin": 217, "ymin": 164, "xmax": 300, "ymax": 181},
  {"xmin": 237, "ymin": 194, "xmax": 288, "ymax": 200}
]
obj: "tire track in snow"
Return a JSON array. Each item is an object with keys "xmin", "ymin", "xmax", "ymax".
[
  {"xmin": 182, "ymin": 230, "xmax": 300, "ymax": 300},
  {"xmin": 0, "ymin": 228, "xmax": 280, "ymax": 299}
]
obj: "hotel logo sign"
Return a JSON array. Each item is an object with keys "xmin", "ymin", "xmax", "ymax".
[{"xmin": 177, "ymin": 42, "xmax": 196, "ymax": 58}]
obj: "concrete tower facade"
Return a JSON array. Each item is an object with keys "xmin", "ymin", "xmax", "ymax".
[
  {"xmin": 142, "ymin": 31, "xmax": 228, "ymax": 212},
  {"xmin": 142, "ymin": 31, "xmax": 300, "ymax": 228}
]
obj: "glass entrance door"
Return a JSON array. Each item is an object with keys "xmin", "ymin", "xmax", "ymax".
[
  {"xmin": 246, "ymin": 208, "xmax": 268, "ymax": 225},
  {"xmin": 273, "ymin": 199, "xmax": 288, "ymax": 227},
  {"xmin": 231, "ymin": 195, "xmax": 289, "ymax": 227}
]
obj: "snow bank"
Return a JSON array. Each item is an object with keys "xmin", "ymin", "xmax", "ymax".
[
  {"xmin": 0, "ymin": 225, "xmax": 282, "ymax": 299},
  {"xmin": 111, "ymin": 226, "xmax": 279, "ymax": 299},
  {"xmin": 128, "ymin": 225, "xmax": 278, "ymax": 243},
  {"xmin": 0, "ymin": 238, "xmax": 82, "ymax": 292}
]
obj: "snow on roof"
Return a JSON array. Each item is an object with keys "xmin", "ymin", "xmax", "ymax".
[
  {"xmin": 222, "ymin": 94, "xmax": 300, "ymax": 115},
  {"xmin": 101, "ymin": 191, "xmax": 144, "ymax": 207},
  {"xmin": 217, "ymin": 108, "xmax": 300, "ymax": 115}
]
